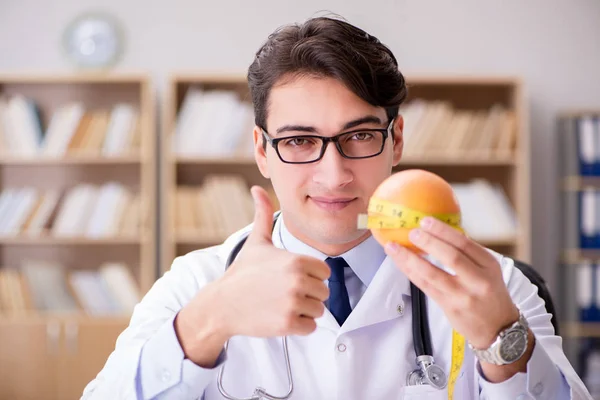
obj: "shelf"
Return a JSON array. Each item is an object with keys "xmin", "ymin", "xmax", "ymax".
[
  {"xmin": 175, "ymin": 156, "xmax": 255, "ymax": 165},
  {"xmin": 0, "ymin": 72, "xmax": 151, "ymax": 84},
  {"xmin": 474, "ymin": 237, "xmax": 518, "ymax": 247},
  {"xmin": 0, "ymin": 314, "xmax": 132, "ymax": 324},
  {"xmin": 564, "ymin": 322, "xmax": 600, "ymax": 338},
  {"xmin": 0, "ymin": 236, "xmax": 143, "ymax": 246},
  {"xmin": 0, "ymin": 154, "xmax": 143, "ymax": 166},
  {"xmin": 561, "ymin": 249, "xmax": 600, "ymax": 264},
  {"xmin": 176, "ymin": 232, "xmax": 231, "ymax": 246},
  {"xmin": 398, "ymin": 154, "xmax": 517, "ymax": 166},
  {"xmin": 173, "ymin": 154, "xmax": 517, "ymax": 167},
  {"xmin": 561, "ymin": 176, "xmax": 600, "ymax": 191},
  {"xmin": 557, "ymin": 109, "xmax": 600, "ymax": 118}
]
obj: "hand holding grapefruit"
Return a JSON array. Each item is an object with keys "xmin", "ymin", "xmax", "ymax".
[{"xmin": 357, "ymin": 169, "xmax": 464, "ymax": 253}]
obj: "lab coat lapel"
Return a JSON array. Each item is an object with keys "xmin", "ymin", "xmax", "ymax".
[{"xmin": 339, "ymin": 256, "xmax": 410, "ymax": 335}]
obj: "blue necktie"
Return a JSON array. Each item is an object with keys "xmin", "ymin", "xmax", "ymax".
[{"xmin": 325, "ymin": 257, "xmax": 352, "ymax": 326}]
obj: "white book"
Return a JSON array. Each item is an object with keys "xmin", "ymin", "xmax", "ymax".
[
  {"xmin": 69, "ymin": 270, "xmax": 120, "ymax": 316},
  {"xmin": 578, "ymin": 116, "xmax": 596, "ymax": 171},
  {"xmin": 0, "ymin": 99, "xmax": 22, "ymax": 156},
  {"xmin": 174, "ymin": 88, "xmax": 204, "ymax": 155},
  {"xmin": 42, "ymin": 103, "xmax": 85, "ymax": 157},
  {"xmin": 582, "ymin": 188, "xmax": 597, "ymax": 245},
  {"xmin": 0, "ymin": 188, "xmax": 17, "ymax": 234},
  {"xmin": 6, "ymin": 95, "xmax": 41, "ymax": 156},
  {"xmin": 53, "ymin": 185, "xmax": 98, "ymax": 236},
  {"xmin": 20, "ymin": 260, "xmax": 79, "ymax": 313},
  {"xmin": 100, "ymin": 262, "xmax": 140, "ymax": 314},
  {"xmin": 577, "ymin": 261, "xmax": 594, "ymax": 311},
  {"xmin": 2, "ymin": 187, "xmax": 38, "ymax": 235},
  {"xmin": 102, "ymin": 104, "xmax": 137, "ymax": 156},
  {"xmin": 85, "ymin": 182, "xmax": 126, "ymax": 237}
]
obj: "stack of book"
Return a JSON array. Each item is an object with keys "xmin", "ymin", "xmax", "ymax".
[
  {"xmin": 171, "ymin": 88, "xmax": 518, "ymax": 160},
  {"xmin": 0, "ymin": 94, "xmax": 141, "ymax": 158},
  {"xmin": 174, "ymin": 174, "xmax": 279, "ymax": 240},
  {"xmin": 171, "ymin": 87, "xmax": 255, "ymax": 158},
  {"xmin": 0, "ymin": 261, "xmax": 140, "ymax": 317},
  {"xmin": 399, "ymin": 100, "xmax": 517, "ymax": 158},
  {"xmin": 0, "ymin": 182, "xmax": 143, "ymax": 238}
]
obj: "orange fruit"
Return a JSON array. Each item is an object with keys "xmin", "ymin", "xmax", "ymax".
[{"xmin": 368, "ymin": 169, "xmax": 462, "ymax": 252}]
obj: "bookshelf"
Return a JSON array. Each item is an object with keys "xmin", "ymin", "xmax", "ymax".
[
  {"xmin": 0, "ymin": 73, "xmax": 156, "ymax": 399},
  {"xmin": 557, "ymin": 111, "xmax": 600, "ymax": 392},
  {"xmin": 161, "ymin": 74, "xmax": 531, "ymax": 274}
]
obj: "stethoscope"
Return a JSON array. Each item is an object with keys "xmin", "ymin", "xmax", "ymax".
[{"xmin": 217, "ymin": 212, "xmax": 448, "ymax": 400}]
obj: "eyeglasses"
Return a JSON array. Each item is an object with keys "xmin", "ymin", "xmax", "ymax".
[{"xmin": 261, "ymin": 119, "xmax": 394, "ymax": 164}]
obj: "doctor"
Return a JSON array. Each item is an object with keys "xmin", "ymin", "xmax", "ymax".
[{"xmin": 83, "ymin": 16, "xmax": 592, "ymax": 400}]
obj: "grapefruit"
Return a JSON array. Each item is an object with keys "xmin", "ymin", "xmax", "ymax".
[{"xmin": 364, "ymin": 169, "xmax": 463, "ymax": 252}]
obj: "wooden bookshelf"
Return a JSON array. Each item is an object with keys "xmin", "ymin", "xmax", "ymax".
[
  {"xmin": 161, "ymin": 74, "xmax": 531, "ymax": 274},
  {"xmin": 398, "ymin": 76, "xmax": 531, "ymax": 263},
  {"xmin": 0, "ymin": 73, "xmax": 156, "ymax": 399}
]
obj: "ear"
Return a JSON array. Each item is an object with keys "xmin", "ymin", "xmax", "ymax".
[
  {"xmin": 391, "ymin": 115, "xmax": 404, "ymax": 166},
  {"xmin": 253, "ymin": 126, "xmax": 270, "ymax": 179}
]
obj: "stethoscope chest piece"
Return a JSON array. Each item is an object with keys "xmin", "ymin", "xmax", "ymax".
[{"xmin": 407, "ymin": 355, "xmax": 448, "ymax": 390}]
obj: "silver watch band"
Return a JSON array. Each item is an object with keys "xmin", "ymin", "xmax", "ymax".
[{"xmin": 469, "ymin": 312, "xmax": 529, "ymax": 365}]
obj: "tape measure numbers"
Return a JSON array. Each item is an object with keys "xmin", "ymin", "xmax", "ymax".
[{"xmin": 357, "ymin": 197, "xmax": 462, "ymax": 230}]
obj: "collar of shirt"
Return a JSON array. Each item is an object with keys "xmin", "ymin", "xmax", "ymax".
[{"xmin": 277, "ymin": 214, "xmax": 386, "ymax": 288}]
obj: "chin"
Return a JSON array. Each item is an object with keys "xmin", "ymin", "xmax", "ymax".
[{"xmin": 306, "ymin": 217, "xmax": 365, "ymax": 244}]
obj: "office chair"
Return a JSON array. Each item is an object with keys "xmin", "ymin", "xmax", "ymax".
[{"xmin": 511, "ymin": 258, "xmax": 560, "ymax": 336}]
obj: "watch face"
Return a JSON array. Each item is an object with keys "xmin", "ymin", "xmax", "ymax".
[{"xmin": 499, "ymin": 330, "xmax": 527, "ymax": 363}]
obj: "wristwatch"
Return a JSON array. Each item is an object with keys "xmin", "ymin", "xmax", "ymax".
[{"xmin": 468, "ymin": 311, "xmax": 530, "ymax": 365}]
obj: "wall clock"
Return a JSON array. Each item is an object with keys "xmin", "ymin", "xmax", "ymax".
[{"xmin": 63, "ymin": 12, "xmax": 125, "ymax": 69}]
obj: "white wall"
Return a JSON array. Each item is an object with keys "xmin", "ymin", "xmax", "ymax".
[{"xmin": 1, "ymin": 0, "xmax": 600, "ymax": 293}]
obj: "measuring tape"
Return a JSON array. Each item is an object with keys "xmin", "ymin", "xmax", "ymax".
[
  {"xmin": 358, "ymin": 196, "xmax": 466, "ymax": 398},
  {"xmin": 448, "ymin": 329, "xmax": 465, "ymax": 400},
  {"xmin": 357, "ymin": 197, "xmax": 462, "ymax": 231}
]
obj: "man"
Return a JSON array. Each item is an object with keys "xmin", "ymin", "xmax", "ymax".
[{"xmin": 83, "ymin": 16, "xmax": 592, "ymax": 399}]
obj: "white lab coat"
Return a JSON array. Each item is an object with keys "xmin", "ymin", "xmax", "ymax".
[{"xmin": 82, "ymin": 216, "xmax": 592, "ymax": 400}]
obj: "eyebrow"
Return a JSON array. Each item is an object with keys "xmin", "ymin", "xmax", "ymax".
[{"xmin": 274, "ymin": 115, "xmax": 383, "ymax": 135}]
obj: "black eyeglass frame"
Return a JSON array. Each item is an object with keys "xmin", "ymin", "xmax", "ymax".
[{"xmin": 260, "ymin": 118, "xmax": 395, "ymax": 164}]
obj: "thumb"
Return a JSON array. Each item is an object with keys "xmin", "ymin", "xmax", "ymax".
[{"xmin": 246, "ymin": 185, "xmax": 275, "ymax": 244}]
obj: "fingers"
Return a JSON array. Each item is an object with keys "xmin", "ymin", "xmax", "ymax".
[
  {"xmin": 406, "ymin": 226, "xmax": 482, "ymax": 286},
  {"xmin": 300, "ymin": 275, "xmax": 330, "ymax": 302},
  {"xmin": 384, "ymin": 242, "xmax": 459, "ymax": 302},
  {"xmin": 246, "ymin": 185, "xmax": 275, "ymax": 245},
  {"xmin": 291, "ymin": 316, "xmax": 318, "ymax": 335},
  {"xmin": 417, "ymin": 217, "xmax": 498, "ymax": 269},
  {"xmin": 300, "ymin": 257, "xmax": 331, "ymax": 281},
  {"xmin": 295, "ymin": 297, "xmax": 326, "ymax": 319}
]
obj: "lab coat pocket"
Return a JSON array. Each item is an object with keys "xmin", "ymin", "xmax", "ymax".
[{"xmin": 400, "ymin": 384, "xmax": 448, "ymax": 400}]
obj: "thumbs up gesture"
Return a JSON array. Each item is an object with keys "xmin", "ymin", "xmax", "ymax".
[
  {"xmin": 175, "ymin": 186, "xmax": 330, "ymax": 367},
  {"xmin": 219, "ymin": 186, "xmax": 331, "ymax": 337}
]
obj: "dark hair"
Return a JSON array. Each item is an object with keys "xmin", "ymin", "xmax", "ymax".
[{"xmin": 247, "ymin": 16, "xmax": 408, "ymax": 131}]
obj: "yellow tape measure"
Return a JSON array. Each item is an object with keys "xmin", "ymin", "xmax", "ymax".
[
  {"xmin": 359, "ymin": 196, "xmax": 466, "ymax": 398},
  {"xmin": 448, "ymin": 329, "xmax": 465, "ymax": 400},
  {"xmin": 357, "ymin": 197, "xmax": 462, "ymax": 230}
]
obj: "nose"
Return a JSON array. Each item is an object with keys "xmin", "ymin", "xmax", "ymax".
[{"xmin": 312, "ymin": 141, "xmax": 353, "ymax": 189}]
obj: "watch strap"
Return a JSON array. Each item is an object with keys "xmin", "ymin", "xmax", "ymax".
[{"xmin": 468, "ymin": 311, "xmax": 529, "ymax": 365}]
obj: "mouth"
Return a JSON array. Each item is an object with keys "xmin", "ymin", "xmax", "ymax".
[{"xmin": 309, "ymin": 196, "xmax": 357, "ymax": 211}]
